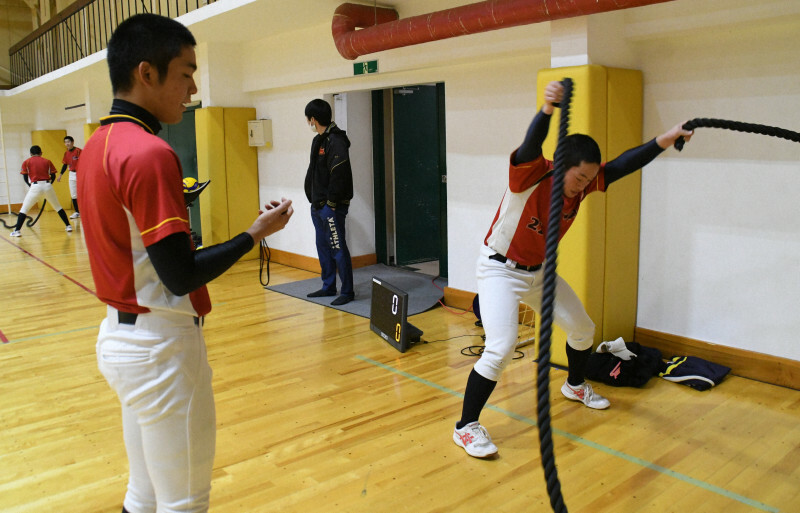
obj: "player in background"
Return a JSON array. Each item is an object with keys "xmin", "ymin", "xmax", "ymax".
[
  {"xmin": 452, "ymin": 80, "xmax": 694, "ymax": 458},
  {"xmin": 56, "ymin": 135, "xmax": 81, "ymax": 218},
  {"xmin": 9, "ymin": 145, "xmax": 73, "ymax": 236},
  {"xmin": 304, "ymin": 98, "xmax": 355, "ymax": 306},
  {"xmin": 78, "ymin": 14, "xmax": 293, "ymax": 512}
]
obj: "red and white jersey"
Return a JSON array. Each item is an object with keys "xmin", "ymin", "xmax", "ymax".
[
  {"xmin": 62, "ymin": 147, "xmax": 82, "ymax": 171},
  {"xmin": 21, "ymin": 156, "xmax": 56, "ymax": 182},
  {"xmin": 78, "ymin": 120, "xmax": 211, "ymax": 317},
  {"xmin": 484, "ymin": 150, "xmax": 608, "ymax": 267}
]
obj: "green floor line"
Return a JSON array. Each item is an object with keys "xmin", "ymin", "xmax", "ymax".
[
  {"xmin": 3, "ymin": 325, "xmax": 99, "ymax": 345},
  {"xmin": 356, "ymin": 355, "xmax": 779, "ymax": 513}
]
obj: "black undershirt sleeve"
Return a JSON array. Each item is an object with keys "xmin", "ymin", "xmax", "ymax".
[
  {"xmin": 61, "ymin": 164, "xmax": 68, "ymax": 175},
  {"xmin": 603, "ymin": 138, "xmax": 665, "ymax": 187},
  {"xmin": 146, "ymin": 232, "xmax": 255, "ymax": 296},
  {"xmin": 513, "ymin": 109, "xmax": 552, "ymax": 165}
]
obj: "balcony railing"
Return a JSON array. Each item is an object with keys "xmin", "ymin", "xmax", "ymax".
[{"xmin": 9, "ymin": 0, "xmax": 217, "ymax": 87}]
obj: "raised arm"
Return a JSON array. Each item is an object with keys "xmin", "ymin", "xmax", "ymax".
[
  {"xmin": 514, "ymin": 81, "xmax": 564, "ymax": 165},
  {"xmin": 605, "ymin": 121, "xmax": 694, "ymax": 186}
]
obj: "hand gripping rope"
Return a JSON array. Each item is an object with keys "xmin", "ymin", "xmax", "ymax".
[{"xmin": 536, "ymin": 77, "xmax": 573, "ymax": 513}]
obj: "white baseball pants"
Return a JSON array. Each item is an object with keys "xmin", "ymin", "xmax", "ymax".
[
  {"xmin": 20, "ymin": 182, "xmax": 64, "ymax": 214},
  {"xmin": 97, "ymin": 306, "xmax": 215, "ymax": 513},
  {"xmin": 68, "ymin": 171, "xmax": 78, "ymax": 199},
  {"xmin": 474, "ymin": 244, "xmax": 595, "ymax": 381}
]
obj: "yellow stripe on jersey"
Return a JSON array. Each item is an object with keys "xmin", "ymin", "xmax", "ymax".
[
  {"xmin": 101, "ymin": 124, "xmax": 114, "ymax": 178},
  {"xmin": 141, "ymin": 216, "xmax": 189, "ymax": 236}
]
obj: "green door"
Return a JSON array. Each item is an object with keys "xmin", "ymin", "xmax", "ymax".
[
  {"xmin": 392, "ymin": 85, "xmax": 444, "ymax": 267},
  {"xmin": 158, "ymin": 105, "xmax": 201, "ymax": 244}
]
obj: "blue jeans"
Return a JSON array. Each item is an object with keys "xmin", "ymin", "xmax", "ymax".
[{"xmin": 311, "ymin": 204, "xmax": 354, "ymax": 296}]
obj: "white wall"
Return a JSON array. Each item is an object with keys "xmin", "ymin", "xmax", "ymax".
[
  {"xmin": 1, "ymin": 125, "xmax": 33, "ymax": 208},
  {"xmin": 630, "ymin": 9, "xmax": 800, "ymax": 360},
  {"xmin": 252, "ymin": 89, "xmax": 375, "ymax": 257}
]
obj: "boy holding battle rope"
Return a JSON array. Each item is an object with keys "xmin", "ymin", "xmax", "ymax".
[{"xmin": 453, "ymin": 80, "xmax": 694, "ymax": 458}]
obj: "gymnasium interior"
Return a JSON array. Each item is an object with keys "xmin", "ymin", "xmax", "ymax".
[{"xmin": 1, "ymin": 1, "xmax": 799, "ymax": 511}]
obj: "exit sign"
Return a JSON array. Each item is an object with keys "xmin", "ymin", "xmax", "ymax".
[{"xmin": 354, "ymin": 60, "xmax": 378, "ymax": 75}]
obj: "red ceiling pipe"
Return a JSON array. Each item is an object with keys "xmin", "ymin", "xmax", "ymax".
[
  {"xmin": 332, "ymin": 0, "xmax": 674, "ymax": 60},
  {"xmin": 332, "ymin": 3, "xmax": 401, "ymax": 60}
]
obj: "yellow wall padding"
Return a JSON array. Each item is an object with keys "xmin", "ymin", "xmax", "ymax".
[
  {"xmin": 534, "ymin": 65, "xmax": 642, "ymax": 367},
  {"xmin": 602, "ymin": 68, "xmax": 643, "ymax": 344},
  {"xmin": 195, "ymin": 107, "xmax": 260, "ymax": 260},
  {"xmin": 223, "ymin": 107, "xmax": 260, "ymax": 260},
  {"xmin": 31, "ymin": 130, "xmax": 68, "ymax": 212},
  {"xmin": 196, "ymin": 107, "xmax": 229, "ymax": 247},
  {"xmin": 83, "ymin": 123, "xmax": 100, "ymax": 141}
]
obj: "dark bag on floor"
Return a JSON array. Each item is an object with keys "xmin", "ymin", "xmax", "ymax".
[
  {"xmin": 586, "ymin": 341, "xmax": 666, "ymax": 387},
  {"xmin": 659, "ymin": 356, "xmax": 731, "ymax": 391}
]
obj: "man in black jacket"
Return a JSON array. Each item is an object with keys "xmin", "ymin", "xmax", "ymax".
[{"xmin": 304, "ymin": 98, "xmax": 355, "ymax": 306}]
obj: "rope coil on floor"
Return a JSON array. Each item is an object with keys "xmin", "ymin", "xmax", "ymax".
[
  {"xmin": 674, "ymin": 118, "xmax": 800, "ymax": 151},
  {"xmin": 0, "ymin": 199, "xmax": 46, "ymax": 229},
  {"xmin": 536, "ymin": 77, "xmax": 573, "ymax": 513}
]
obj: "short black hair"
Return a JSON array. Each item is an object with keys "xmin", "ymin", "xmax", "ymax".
[
  {"xmin": 64, "ymin": 136, "xmax": 74, "ymax": 143},
  {"xmin": 305, "ymin": 99, "xmax": 332, "ymax": 126},
  {"xmin": 30, "ymin": 145, "xmax": 42, "ymax": 155},
  {"xmin": 107, "ymin": 13, "xmax": 196, "ymax": 95},
  {"xmin": 561, "ymin": 134, "xmax": 601, "ymax": 170}
]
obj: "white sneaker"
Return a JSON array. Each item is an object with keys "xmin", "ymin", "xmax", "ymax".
[
  {"xmin": 453, "ymin": 421, "xmax": 498, "ymax": 458},
  {"xmin": 69, "ymin": 212, "xmax": 80, "ymax": 219},
  {"xmin": 65, "ymin": 225, "xmax": 73, "ymax": 232},
  {"xmin": 10, "ymin": 230, "xmax": 21, "ymax": 237},
  {"xmin": 561, "ymin": 381, "xmax": 610, "ymax": 410}
]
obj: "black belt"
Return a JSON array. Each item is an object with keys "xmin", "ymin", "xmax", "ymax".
[
  {"xmin": 118, "ymin": 311, "xmax": 202, "ymax": 326},
  {"xmin": 32, "ymin": 181, "xmax": 50, "ymax": 184},
  {"xmin": 489, "ymin": 253, "xmax": 542, "ymax": 272},
  {"xmin": 313, "ymin": 200, "xmax": 350, "ymax": 209}
]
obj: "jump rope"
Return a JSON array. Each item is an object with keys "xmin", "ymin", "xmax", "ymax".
[{"xmin": 535, "ymin": 80, "xmax": 800, "ymax": 513}]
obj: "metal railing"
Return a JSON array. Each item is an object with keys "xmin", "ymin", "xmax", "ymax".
[{"xmin": 9, "ymin": 0, "xmax": 217, "ymax": 87}]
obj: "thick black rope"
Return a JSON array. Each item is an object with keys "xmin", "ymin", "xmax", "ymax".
[
  {"xmin": 0, "ymin": 199, "xmax": 46, "ymax": 229},
  {"xmin": 536, "ymin": 77, "xmax": 572, "ymax": 513},
  {"xmin": 674, "ymin": 118, "xmax": 800, "ymax": 151}
]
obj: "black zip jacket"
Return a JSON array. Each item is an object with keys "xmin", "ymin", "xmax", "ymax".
[{"xmin": 304, "ymin": 122, "xmax": 353, "ymax": 208}]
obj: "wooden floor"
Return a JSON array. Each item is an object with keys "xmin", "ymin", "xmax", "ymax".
[{"xmin": 1, "ymin": 214, "xmax": 799, "ymax": 513}]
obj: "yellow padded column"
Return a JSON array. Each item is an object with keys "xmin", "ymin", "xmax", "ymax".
[
  {"xmin": 603, "ymin": 68, "xmax": 643, "ymax": 343},
  {"xmin": 31, "ymin": 130, "xmax": 68, "ymax": 211},
  {"xmin": 534, "ymin": 65, "xmax": 642, "ymax": 367},
  {"xmin": 195, "ymin": 107, "xmax": 260, "ymax": 260},
  {"xmin": 196, "ymin": 107, "xmax": 230, "ymax": 248},
  {"xmin": 83, "ymin": 123, "xmax": 100, "ymax": 141},
  {"xmin": 223, "ymin": 108, "xmax": 259, "ymax": 260}
]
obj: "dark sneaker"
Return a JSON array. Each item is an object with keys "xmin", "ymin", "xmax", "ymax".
[
  {"xmin": 331, "ymin": 294, "xmax": 354, "ymax": 306},
  {"xmin": 307, "ymin": 289, "xmax": 336, "ymax": 298}
]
